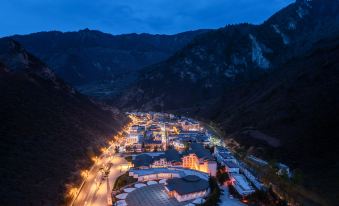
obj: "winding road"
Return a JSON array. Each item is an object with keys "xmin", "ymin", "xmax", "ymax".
[{"xmin": 72, "ymin": 151, "xmax": 128, "ymax": 206}]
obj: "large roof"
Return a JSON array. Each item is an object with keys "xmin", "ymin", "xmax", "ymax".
[
  {"xmin": 166, "ymin": 175, "xmax": 209, "ymax": 195},
  {"xmin": 132, "ymin": 154, "xmax": 153, "ymax": 167},
  {"xmin": 165, "ymin": 149, "xmax": 181, "ymax": 162},
  {"xmin": 224, "ymin": 160, "xmax": 239, "ymax": 169},
  {"xmin": 144, "ymin": 139, "xmax": 162, "ymax": 144},
  {"xmin": 188, "ymin": 143, "xmax": 213, "ymax": 160}
]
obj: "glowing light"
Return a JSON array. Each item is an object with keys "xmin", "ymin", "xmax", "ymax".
[
  {"xmin": 68, "ymin": 187, "xmax": 78, "ymax": 198},
  {"xmin": 242, "ymin": 199, "xmax": 249, "ymax": 203},
  {"xmin": 81, "ymin": 170, "xmax": 89, "ymax": 179},
  {"xmin": 173, "ymin": 126, "xmax": 179, "ymax": 135},
  {"xmin": 91, "ymin": 156, "xmax": 99, "ymax": 163},
  {"xmin": 100, "ymin": 147, "xmax": 108, "ymax": 153}
]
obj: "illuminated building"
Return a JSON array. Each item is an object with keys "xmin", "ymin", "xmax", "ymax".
[
  {"xmin": 166, "ymin": 175, "xmax": 209, "ymax": 202},
  {"xmin": 182, "ymin": 143, "xmax": 217, "ymax": 176},
  {"xmin": 230, "ymin": 173, "xmax": 255, "ymax": 196},
  {"xmin": 181, "ymin": 119, "xmax": 200, "ymax": 131}
]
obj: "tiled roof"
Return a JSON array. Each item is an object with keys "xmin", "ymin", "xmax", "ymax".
[
  {"xmin": 189, "ymin": 143, "xmax": 213, "ymax": 160},
  {"xmin": 166, "ymin": 175, "xmax": 209, "ymax": 195},
  {"xmin": 165, "ymin": 149, "xmax": 182, "ymax": 162},
  {"xmin": 132, "ymin": 154, "xmax": 153, "ymax": 167}
]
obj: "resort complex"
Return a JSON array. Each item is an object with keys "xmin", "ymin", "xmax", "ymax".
[{"xmin": 108, "ymin": 112, "xmax": 272, "ymax": 206}]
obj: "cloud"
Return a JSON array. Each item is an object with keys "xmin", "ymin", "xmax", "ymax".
[{"xmin": 0, "ymin": 0, "xmax": 294, "ymax": 36}]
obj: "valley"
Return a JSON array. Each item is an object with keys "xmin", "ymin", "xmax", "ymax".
[{"xmin": 0, "ymin": 0, "xmax": 338, "ymax": 205}]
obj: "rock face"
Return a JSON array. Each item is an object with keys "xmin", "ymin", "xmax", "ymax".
[
  {"xmin": 11, "ymin": 29, "xmax": 209, "ymax": 98},
  {"xmin": 0, "ymin": 38, "xmax": 128, "ymax": 206},
  {"xmin": 118, "ymin": 0, "xmax": 339, "ymax": 111},
  {"xmin": 117, "ymin": 0, "xmax": 339, "ymax": 204}
]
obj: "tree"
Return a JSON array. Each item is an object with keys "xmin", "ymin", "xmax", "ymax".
[
  {"xmin": 201, "ymin": 177, "xmax": 222, "ymax": 206},
  {"xmin": 184, "ymin": 142, "xmax": 189, "ymax": 151},
  {"xmin": 247, "ymin": 190, "xmax": 271, "ymax": 205},
  {"xmin": 145, "ymin": 145, "xmax": 151, "ymax": 152},
  {"xmin": 114, "ymin": 146, "xmax": 119, "ymax": 153},
  {"xmin": 217, "ymin": 173, "xmax": 229, "ymax": 185},
  {"xmin": 205, "ymin": 145, "xmax": 214, "ymax": 154},
  {"xmin": 125, "ymin": 145, "xmax": 131, "ymax": 152},
  {"xmin": 291, "ymin": 168, "xmax": 304, "ymax": 184}
]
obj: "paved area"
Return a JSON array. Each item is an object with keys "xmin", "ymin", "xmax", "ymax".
[
  {"xmin": 125, "ymin": 184, "xmax": 190, "ymax": 206},
  {"xmin": 219, "ymin": 185, "xmax": 245, "ymax": 206}
]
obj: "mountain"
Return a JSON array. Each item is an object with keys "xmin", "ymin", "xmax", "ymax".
[
  {"xmin": 117, "ymin": 0, "xmax": 339, "ymax": 204},
  {"xmin": 0, "ymin": 38, "xmax": 128, "ymax": 206},
  {"xmin": 211, "ymin": 36, "xmax": 339, "ymax": 205},
  {"xmin": 11, "ymin": 29, "xmax": 208, "ymax": 98},
  {"xmin": 118, "ymin": 0, "xmax": 339, "ymax": 111}
]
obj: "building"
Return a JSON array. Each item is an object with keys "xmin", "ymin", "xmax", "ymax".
[
  {"xmin": 224, "ymin": 160, "xmax": 240, "ymax": 173},
  {"xmin": 132, "ymin": 149, "xmax": 182, "ymax": 169},
  {"xmin": 166, "ymin": 175, "xmax": 209, "ymax": 202},
  {"xmin": 214, "ymin": 146, "xmax": 236, "ymax": 163},
  {"xmin": 132, "ymin": 154, "xmax": 154, "ymax": 169},
  {"xmin": 151, "ymin": 149, "xmax": 182, "ymax": 168},
  {"xmin": 172, "ymin": 140, "xmax": 186, "ymax": 151},
  {"xmin": 276, "ymin": 163, "xmax": 292, "ymax": 178},
  {"xmin": 144, "ymin": 139, "xmax": 163, "ymax": 151},
  {"xmin": 129, "ymin": 168, "xmax": 182, "ymax": 181},
  {"xmin": 240, "ymin": 167, "xmax": 264, "ymax": 190},
  {"xmin": 247, "ymin": 155, "xmax": 268, "ymax": 167},
  {"xmin": 164, "ymin": 149, "xmax": 182, "ymax": 166},
  {"xmin": 182, "ymin": 143, "xmax": 217, "ymax": 176},
  {"xmin": 181, "ymin": 119, "xmax": 200, "ymax": 131},
  {"xmin": 230, "ymin": 173, "xmax": 255, "ymax": 196},
  {"xmin": 126, "ymin": 134, "xmax": 142, "ymax": 145}
]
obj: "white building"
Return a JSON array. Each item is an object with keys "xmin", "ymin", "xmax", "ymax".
[
  {"xmin": 230, "ymin": 173, "xmax": 255, "ymax": 196},
  {"xmin": 247, "ymin": 155, "xmax": 268, "ymax": 167},
  {"xmin": 224, "ymin": 160, "xmax": 240, "ymax": 173},
  {"xmin": 126, "ymin": 134, "xmax": 142, "ymax": 145},
  {"xmin": 214, "ymin": 146, "xmax": 236, "ymax": 164},
  {"xmin": 181, "ymin": 119, "xmax": 200, "ymax": 131},
  {"xmin": 166, "ymin": 175, "xmax": 209, "ymax": 202}
]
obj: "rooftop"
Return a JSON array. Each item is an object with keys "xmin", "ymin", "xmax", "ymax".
[
  {"xmin": 188, "ymin": 143, "xmax": 213, "ymax": 160},
  {"xmin": 224, "ymin": 160, "xmax": 239, "ymax": 169},
  {"xmin": 130, "ymin": 168, "xmax": 185, "ymax": 177},
  {"xmin": 133, "ymin": 154, "xmax": 153, "ymax": 168},
  {"xmin": 215, "ymin": 146, "xmax": 231, "ymax": 154},
  {"xmin": 165, "ymin": 149, "xmax": 182, "ymax": 163},
  {"xmin": 166, "ymin": 175, "xmax": 209, "ymax": 195},
  {"xmin": 232, "ymin": 173, "xmax": 253, "ymax": 191},
  {"xmin": 144, "ymin": 139, "xmax": 162, "ymax": 144}
]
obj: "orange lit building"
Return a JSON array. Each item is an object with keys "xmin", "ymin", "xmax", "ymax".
[{"xmin": 182, "ymin": 143, "xmax": 217, "ymax": 176}]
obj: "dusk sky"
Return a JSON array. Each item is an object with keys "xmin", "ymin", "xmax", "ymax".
[{"xmin": 0, "ymin": 0, "xmax": 294, "ymax": 37}]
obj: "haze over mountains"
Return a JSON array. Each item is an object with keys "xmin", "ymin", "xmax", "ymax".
[{"xmin": 0, "ymin": 0, "xmax": 339, "ymax": 205}]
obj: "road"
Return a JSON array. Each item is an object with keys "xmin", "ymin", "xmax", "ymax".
[
  {"xmin": 219, "ymin": 185, "xmax": 246, "ymax": 206},
  {"xmin": 72, "ymin": 151, "xmax": 128, "ymax": 206}
]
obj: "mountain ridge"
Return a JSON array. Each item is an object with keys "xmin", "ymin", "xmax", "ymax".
[
  {"xmin": 10, "ymin": 29, "xmax": 209, "ymax": 98},
  {"xmin": 0, "ymin": 38, "xmax": 128, "ymax": 205}
]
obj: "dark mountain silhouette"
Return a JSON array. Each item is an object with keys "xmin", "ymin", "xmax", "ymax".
[
  {"xmin": 11, "ymin": 29, "xmax": 208, "ymax": 98},
  {"xmin": 0, "ymin": 38, "xmax": 128, "ymax": 206},
  {"xmin": 118, "ymin": 0, "xmax": 339, "ymax": 111}
]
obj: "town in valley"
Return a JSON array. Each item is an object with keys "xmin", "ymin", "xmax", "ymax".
[{"xmin": 72, "ymin": 112, "xmax": 292, "ymax": 206}]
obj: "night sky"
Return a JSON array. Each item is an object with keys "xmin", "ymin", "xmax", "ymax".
[{"xmin": 0, "ymin": 0, "xmax": 294, "ymax": 37}]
